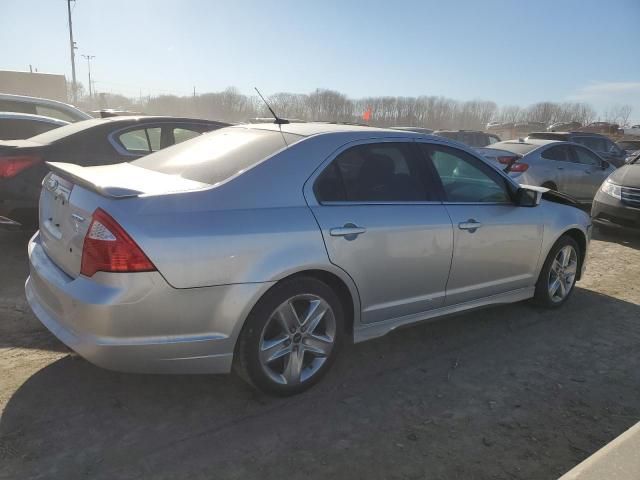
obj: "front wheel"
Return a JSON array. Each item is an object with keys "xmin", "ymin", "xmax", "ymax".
[
  {"xmin": 234, "ymin": 277, "xmax": 344, "ymax": 396},
  {"xmin": 533, "ymin": 235, "xmax": 580, "ymax": 308}
]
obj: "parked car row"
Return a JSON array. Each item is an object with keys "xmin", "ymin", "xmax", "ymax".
[
  {"xmin": 0, "ymin": 95, "xmax": 229, "ymax": 227},
  {"xmin": 0, "ymin": 93, "xmax": 634, "ymax": 395},
  {"xmin": 24, "ymin": 122, "xmax": 592, "ymax": 395}
]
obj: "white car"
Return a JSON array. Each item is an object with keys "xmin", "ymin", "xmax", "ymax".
[{"xmin": 622, "ymin": 125, "xmax": 640, "ymax": 137}]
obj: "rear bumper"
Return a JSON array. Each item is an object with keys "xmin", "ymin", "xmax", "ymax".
[
  {"xmin": 25, "ymin": 232, "xmax": 274, "ymax": 374},
  {"xmin": 591, "ymin": 193, "xmax": 640, "ymax": 232}
]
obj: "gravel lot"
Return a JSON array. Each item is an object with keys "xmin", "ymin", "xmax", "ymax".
[{"xmin": 1, "ymin": 229, "xmax": 639, "ymax": 480}]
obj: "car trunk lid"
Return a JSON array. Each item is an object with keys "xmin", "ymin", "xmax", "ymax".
[{"xmin": 39, "ymin": 162, "xmax": 210, "ymax": 278}]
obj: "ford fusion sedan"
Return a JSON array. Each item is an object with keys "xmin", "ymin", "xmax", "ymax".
[
  {"xmin": 478, "ymin": 139, "xmax": 614, "ymax": 203},
  {"xmin": 592, "ymin": 155, "xmax": 640, "ymax": 232},
  {"xmin": 26, "ymin": 123, "xmax": 591, "ymax": 395}
]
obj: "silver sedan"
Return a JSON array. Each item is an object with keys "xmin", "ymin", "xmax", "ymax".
[
  {"xmin": 26, "ymin": 123, "xmax": 591, "ymax": 395},
  {"xmin": 477, "ymin": 139, "xmax": 615, "ymax": 203}
]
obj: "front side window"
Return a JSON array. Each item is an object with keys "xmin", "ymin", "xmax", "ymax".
[
  {"xmin": 420, "ymin": 144, "xmax": 511, "ymax": 203},
  {"xmin": 541, "ymin": 145, "xmax": 573, "ymax": 163},
  {"xmin": 572, "ymin": 146, "xmax": 601, "ymax": 166},
  {"xmin": 314, "ymin": 142, "xmax": 429, "ymax": 202}
]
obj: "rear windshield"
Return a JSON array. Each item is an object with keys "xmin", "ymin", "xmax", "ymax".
[
  {"xmin": 527, "ymin": 132, "xmax": 567, "ymax": 141},
  {"xmin": 27, "ymin": 118, "xmax": 105, "ymax": 144},
  {"xmin": 488, "ymin": 141, "xmax": 542, "ymax": 155},
  {"xmin": 132, "ymin": 127, "xmax": 302, "ymax": 185}
]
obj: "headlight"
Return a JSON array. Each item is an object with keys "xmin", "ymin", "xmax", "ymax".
[{"xmin": 600, "ymin": 178, "xmax": 621, "ymax": 200}]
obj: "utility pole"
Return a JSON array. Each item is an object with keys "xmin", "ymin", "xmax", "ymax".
[
  {"xmin": 82, "ymin": 54, "xmax": 95, "ymax": 98},
  {"xmin": 67, "ymin": 0, "xmax": 78, "ymax": 103}
]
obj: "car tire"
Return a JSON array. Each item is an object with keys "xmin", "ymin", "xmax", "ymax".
[
  {"xmin": 532, "ymin": 235, "xmax": 581, "ymax": 308},
  {"xmin": 234, "ymin": 276, "xmax": 344, "ymax": 396}
]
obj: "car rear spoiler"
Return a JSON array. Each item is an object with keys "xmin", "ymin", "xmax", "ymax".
[{"xmin": 46, "ymin": 162, "xmax": 210, "ymax": 199}]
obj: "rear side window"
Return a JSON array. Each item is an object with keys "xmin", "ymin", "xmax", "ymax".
[
  {"xmin": 314, "ymin": 142, "xmax": 429, "ymax": 202},
  {"xmin": 133, "ymin": 127, "xmax": 299, "ymax": 185},
  {"xmin": 541, "ymin": 145, "xmax": 572, "ymax": 162}
]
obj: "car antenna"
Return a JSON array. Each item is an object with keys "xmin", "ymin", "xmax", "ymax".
[{"xmin": 254, "ymin": 87, "xmax": 289, "ymax": 125}]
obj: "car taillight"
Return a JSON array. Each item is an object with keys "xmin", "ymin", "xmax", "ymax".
[
  {"xmin": 498, "ymin": 156, "xmax": 528, "ymax": 172},
  {"xmin": 80, "ymin": 208, "xmax": 156, "ymax": 277},
  {"xmin": 0, "ymin": 155, "xmax": 41, "ymax": 178}
]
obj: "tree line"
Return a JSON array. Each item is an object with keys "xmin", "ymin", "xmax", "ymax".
[{"xmin": 73, "ymin": 86, "xmax": 632, "ymax": 130}]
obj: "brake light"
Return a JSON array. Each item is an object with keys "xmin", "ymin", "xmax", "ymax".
[
  {"xmin": 0, "ymin": 155, "xmax": 41, "ymax": 178},
  {"xmin": 508, "ymin": 163, "xmax": 529, "ymax": 172},
  {"xmin": 80, "ymin": 208, "xmax": 156, "ymax": 277},
  {"xmin": 497, "ymin": 155, "xmax": 528, "ymax": 172}
]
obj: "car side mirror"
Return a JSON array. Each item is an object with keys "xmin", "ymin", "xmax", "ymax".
[
  {"xmin": 601, "ymin": 160, "xmax": 610, "ymax": 170},
  {"xmin": 516, "ymin": 187, "xmax": 542, "ymax": 207}
]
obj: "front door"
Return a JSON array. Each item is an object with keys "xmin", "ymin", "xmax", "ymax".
[
  {"xmin": 417, "ymin": 142, "xmax": 544, "ymax": 306},
  {"xmin": 570, "ymin": 145, "xmax": 610, "ymax": 201},
  {"xmin": 307, "ymin": 140, "xmax": 454, "ymax": 324}
]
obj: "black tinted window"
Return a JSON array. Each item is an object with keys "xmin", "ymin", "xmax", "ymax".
[
  {"xmin": 541, "ymin": 145, "xmax": 572, "ymax": 162},
  {"xmin": 0, "ymin": 119, "xmax": 61, "ymax": 140},
  {"xmin": 421, "ymin": 144, "xmax": 511, "ymax": 203},
  {"xmin": 315, "ymin": 143, "xmax": 428, "ymax": 202}
]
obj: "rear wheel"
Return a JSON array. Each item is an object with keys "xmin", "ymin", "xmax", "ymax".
[
  {"xmin": 234, "ymin": 277, "xmax": 344, "ymax": 396},
  {"xmin": 533, "ymin": 235, "xmax": 580, "ymax": 308}
]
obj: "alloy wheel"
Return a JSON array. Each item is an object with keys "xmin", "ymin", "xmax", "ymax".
[
  {"xmin": 258, "ymin": 294, "xmax": 336, "ymax": 385},
  {"xmin": 548, "ymin": 245, "xmax": 578, "ymax": 303}
]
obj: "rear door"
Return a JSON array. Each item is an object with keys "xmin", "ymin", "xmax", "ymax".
[
  {"xmin": 307, "ymin": 140, "xmax": 454, "ymax": 324},
  {"xmin": 417, "ymin": 143, "xmax": 544, "ymax": 305}
]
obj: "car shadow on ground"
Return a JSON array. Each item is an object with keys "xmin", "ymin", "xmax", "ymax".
[
  {"xmin": 1, "ymin": 287, "xmax": 639, "ymax": 479},
  {"xmin": 592, "ymin": 226, "xmax": 640, "ymax": 250}
]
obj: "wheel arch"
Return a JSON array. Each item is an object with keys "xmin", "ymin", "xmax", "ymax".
[{"xmin": 561, "ymin": 228, "xmax": 587, "ymax": 280}]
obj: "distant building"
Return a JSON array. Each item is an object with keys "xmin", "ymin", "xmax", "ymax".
[{"xmin": 0, "ymin": 70, "xmax": 68, "ymax": 102}]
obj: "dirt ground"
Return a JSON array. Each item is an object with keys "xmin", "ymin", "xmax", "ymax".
[{"xmin": 1, "ymin": 229, "xmax": 639, "ymax": 480}]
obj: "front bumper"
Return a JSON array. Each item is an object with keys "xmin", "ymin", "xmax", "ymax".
[
  {"xmin": 25, "ymin": 232, "xmax": 273, "ymax": 374},
  {"xmin": 592, "ymin": 192, "xmax": 640, "ymax": 232}
]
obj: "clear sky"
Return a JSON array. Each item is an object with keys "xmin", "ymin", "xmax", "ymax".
[{"xmin": 2, "ymin": 0, "xmax": 640, "ymax": 121}]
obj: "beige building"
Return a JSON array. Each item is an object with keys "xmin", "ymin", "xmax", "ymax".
[{"xmin": 0, "ymin": 70, "xmax": 68, "ymax": 102}]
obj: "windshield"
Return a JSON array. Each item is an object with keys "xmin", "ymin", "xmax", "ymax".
[{"xmin": 133, "ymin": 127, "xmax": 302, "ymax": 184}]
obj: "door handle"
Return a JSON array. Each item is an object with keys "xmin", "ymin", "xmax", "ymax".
[
  {"xmin": 557, "ymin": 166, "xmax": 564, "ymax": 170},
  {"xmin": 458, "ymin": 219, "xmax": 482, "ymax": 232},
  {"xmin": 584, "ymin": 170, "xmax": 592, "ymax": 174},
  {"xmin": 330, "ymin": 224, "xmax": 366, "ymax": 238}
]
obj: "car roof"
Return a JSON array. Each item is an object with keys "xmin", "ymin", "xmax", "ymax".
[
  {"xmin": 234, "ymin": 121, "xmax": 421, "ymax": 138},
  {"xmin": 0, "ymin": 93, "xmax": 92, "ymax": 119},
  {"xmin": 487, "ymin": 139, "xmax": 564, "ymax": 155},
  {"xmin": 0, "ymin": 111, "xmax": 69, "ymax": 124}
]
